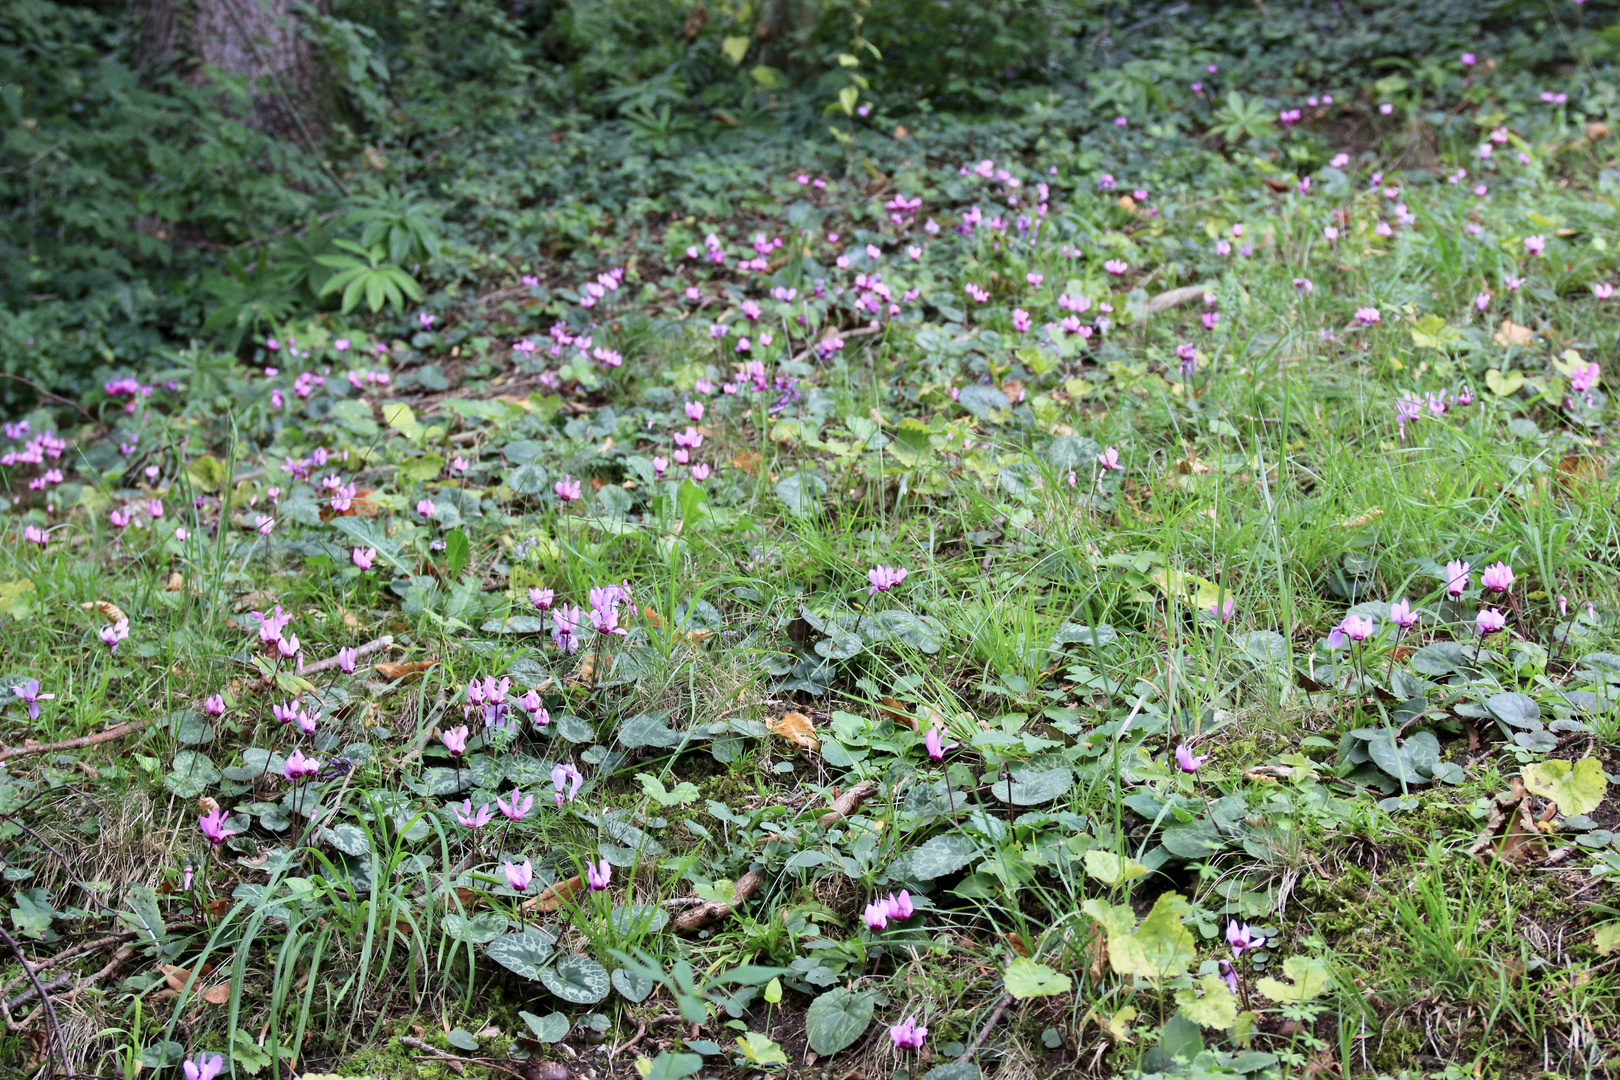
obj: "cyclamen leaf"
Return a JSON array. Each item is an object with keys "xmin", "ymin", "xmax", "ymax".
[{"xmin": 804, "ymin": 987, "xmax": 875, "ymax": 1056}]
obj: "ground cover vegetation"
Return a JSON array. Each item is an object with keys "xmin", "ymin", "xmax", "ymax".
[{"xmin": 4, "ymin": 1, "xmax": 1620, "ymax": 1078}]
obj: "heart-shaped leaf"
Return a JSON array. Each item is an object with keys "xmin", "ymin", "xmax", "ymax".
[
  {"xmin": 805, "ymin": 987, "xmax": 875, "ymax": 1056},
  {"xmin": 1003, "ymin": 958, "xmax": 1072, "ymax": 999},
  {"xmin": 519, "ymin": 1010, "xmax": 570, "ymax": 1043},
  {"xmin": 485, "ymin": 928, "xmax": 557, "ymax": 980},
  {"xmin": 1521, "ymin": 757, "xmax": 1606, "ymax": 817},
  {"xmin": 611, "ymin": 967, "xmax": 654, "ymax": 1002},
  {"xmin": 540, "ymin": 954, "xmax": 610, "ymax": 1003}
]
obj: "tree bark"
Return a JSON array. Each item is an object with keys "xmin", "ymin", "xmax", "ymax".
[{"xmin": 131, "ymin": 0, "xmax": 331, "ymax": 144}]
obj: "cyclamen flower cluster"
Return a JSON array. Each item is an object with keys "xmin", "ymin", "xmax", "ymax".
[
  {"xmin": 104, "ymin": 376, "xmax": 154, "ymax": 413},
  {"xmin": 863, "ymin": 889, "xmax": 915, "ymax": 930},
  {"xmin": 254, "ymin": 605, "xmax": 301, "ymax": 661},
  {"xmin": 0, "ymin": 430, "xmax": 66, "ymax": 467},
  {"xmin": 466, "ymin": 675, "xmax": 513, "ymax": 730}
]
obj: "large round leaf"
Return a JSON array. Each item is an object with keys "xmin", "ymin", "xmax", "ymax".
[
  {"xmin": 485, "ymin": 928, "xmax": 557, "ymax": 980},
  {"xmin": 612, "ymin": 967, "xmax": 654, "ymax": 1002},
  {"xmin": 805, "ymin": 987, "xmax": 874, "ymax": 1056},
  {"xmin": 540, "ymin": 954, "xmax": 610, "ymax": 1003},
  {"xmin": 990, "ymin": 767, "xmax": 1073, "ymax": 806},
  {"xmin": 909, "ymin": 834, "xmax": 981, "ymax": 881}
]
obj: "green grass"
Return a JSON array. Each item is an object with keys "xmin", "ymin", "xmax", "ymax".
[{"xmin": 5, "ymin": 42, "xmax": 1620, "ymax": 1080}]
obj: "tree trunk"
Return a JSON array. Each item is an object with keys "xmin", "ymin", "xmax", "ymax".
[{"xmin": 132, "ymin": 0, "xmax": 331, "ymax": 145}]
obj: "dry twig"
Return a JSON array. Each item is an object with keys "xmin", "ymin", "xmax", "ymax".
[{"xmin": 296, "ymin": 633, "xmax": 395, "ymax": 676}]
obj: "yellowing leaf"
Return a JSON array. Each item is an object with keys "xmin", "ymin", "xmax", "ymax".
[
  {"xmin": 1175, "ymin": 974, "xmax": 1240, "ymax": 1029},
  {"xmin": 1255, "ymin": 956, "xmax": 1331, "ymax": 1003},
  {"xmin": 769, "ymin": 711, "xmax": 819, "ymax": 751},
  {"xmin": 1593, "ymin": 923, "xmax": 1620, "ymax": 956},
  {"xmin": 1151, "ymin": 569, "xmax": 1226, "ymax": 614},
  {"xmin": 735, "ymin": 1031, "xmax": 788, "ymax": 1065},
  {"xmin": 0, "ymin": 579, "xmax": 36, "ymax": 621},
  {"xmin": 1099, "ymin": 1005, "xmax": 1137, "ymax": 1042},
  {"xmin": 720, "ymin": 35, "xmax": 750, "ymax": 64},
  {"xmin": 1083, "ymin": 850, "xmax": 1150, "ymax": 886},
  {"xmin": 1492, "ymin": 320, "xmax": 1536, "ymax": 347},
  {"xmin": 1520, "ymin": 757, "xmax": 1606, "ymax": 817},
  {"xmin": 1003, "ymin": 957, "xmax": 1073, "ymax": 999},
  {"xmin": 1084, "ymin": 893, "xmax": 1196, "ymax": 980},
  {"xmin": 838, "ymin": 86, "xmax": 859, "ymax": 115},
  {"xmin": 1410, "ymin": 313, "xmax": 1460, "ymax": 349},
  {"xmin": 1484, "ymin": 369, "xmax": 1526, "ymax": 397}
]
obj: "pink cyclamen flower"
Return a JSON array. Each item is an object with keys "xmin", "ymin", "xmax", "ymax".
[
  {"xmin": 503, "ymin": 859, "xmax": 534, "ymax": 892},
  {"xmin": 555, "ymin": 476, "xmax": 582, "ymax": 501},
  {"xmin": 924, "ymin": 724, "xmax": 947, "ymax": 760},
  {"xmin": 1342, "ymin": 614, "xmax": 1377, "ymax": 642},
  {"xmin": 441, "ymin": 725, "xmax": 469, "ymax": 756},
  {"xmin": 863, "ymin": 900, "xmax": 889, "ymax": 931},
  {"xmin": 1096, "ymin": 446, "xmax": 1121, "ymax": 471},
  {"xmin": 1475, "ymin": 291, "xmax": 1491, "ymax": 312},
  {"xmin": 283, "ymin": 749, "xmax": 321, "ymax": 781},
  {"xmin": 456, "ymin": 801, "xmax": 494, "ymax": 829},
  {"xmin": 100, "ymin": 620, "xmax": 129, "ymax": 651},
  {"xmin": 9, "ymin": 679, "xmax": 54, "ymax": 720},
  {"xmin": 1354, "ymin": 307, "xmax": 1381, "ymax": 326},
  {"xmin": 183, "ymin": 1054, "xmax": 225, "ymax": 1080},
  {"xmin": 415, "ymin": 498, "xmax": 434, "ymax": 518},
  {"xmin": 1476, "ymin": 608, "xmax": 1507, "ymax": 636},
  {"xmin": 1175, "ymin": 745, "xmax": 1210, "ymax": 772},
  {"xmin": 497, "ymin": 789, "xmax": 534, "ymax": 821},
  {"xmin": 1389, "ymin": 600, "xmax": 1418, "ymax": 629},
  {"xmin": 585, "ymin": 858, "xmax": 611, "ymax": 891},
  {"xmin": 204, "ymin": 694, "xmax": 225, "ymax": 716},
  {"xmin": 1524, "ymin": 235, "xmax": 1546, "ymax": 256},
  {"xmin": 1593, "ymin": 283, "xmax": 1615, "ymax": 299},
  {"xmin": 419, "ymin": 312, "xmax": 435, "ymax": 329},
  {"xmin": 199, "ymin": 809, "xmax": 238, "ymax": 848},
  {"xmin": 337, "ymin": 646, "xmax": 357, "ymax": 674},
  {"xmin": 529, "ymin": 586, "xmax": 555, "ymax": 610},
  {"xmin": 1570, "ymin": 363, "xmax": 1601, "ymax": 394},
  {"xmin": 1104, "ymin": 259, "xmax": 1127, "ymax": 275},
  {"xmin": 552, "ymin": 761, "xmax": 584, "ymax": 807},
  {"xmin": 1480, "ymin": 562, "xmax": 1515, "ymax": 592},
  {"xmin": 23, "ymin": 525, "xmax": 49, "ymax": 548},
  {"xmin": 889, "ymin": 1017, "xmax": 928, "ymax": 1051},
  {"xmin": 868, "ymin": 565, "xmax": 909, "ymax": 594},
  {"xmin": 1324, "ymin": 226, "xmax": 1339, "ymax": 241},
  {"xmin": 1226, "ymin": 921, "xmax": 1264, "ymax": 957},
  {"xmin": 885, "ymin": 890, "xmax": 915, "ymax": 920},
  {"xmin": 1208, "ymin": 598, "xmax": 1235, "ymax": 622},
  {"xmin": 1445, "ymin": 560, "xmax": 1471, "ymax": 597},
  {"xmin": 352, "ymin": 546, "xmax": 376, "ymax": 570},
  {"xmin": 552, "ymin": 603, "xmax": 584, "ymax": 654},
  {"xmin": 691, "ymin": 463, "xmax": 711, "ymax": 481}
]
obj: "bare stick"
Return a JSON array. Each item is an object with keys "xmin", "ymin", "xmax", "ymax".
[
  {"xmin": 672, "ymin": 869, "xmax": 766, "ymax": 934},
  {"xmin": 607, "ymin": 1018, "xmax": 648, "ymax": 1061},
  {"xmin": 957, "ymin": 992, "xmax": 1014, "ymax": 1065},
  {"xmin": 0, "ymin": 925, "xmax": 66, "ymax": 1074},
  {"xmin": 296, "ymin": 634, "xmax": 395, "ymax": 676},
  {"xmin": 0, "ymin": 720, "xmax": 151, "ymax": 763},
  {"xmin": 398, "ymin": 1036, "xmax": 527, "ymax": 1079},
  {"xmin": 817, "ymin": 779, "xmax": 878, "ymax": 827}
]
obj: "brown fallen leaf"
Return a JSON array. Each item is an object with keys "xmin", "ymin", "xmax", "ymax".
[
  {"xmin": 375, "ymin": 659, "xmax": 437, "ymax": 681},
  {"xmin": 769, "ymin": 711, "xmax": 819, "ymax": 751},
  {"xmin": 566, "ymin": 651, "xmax": 598, "ymax": 688},
  {"xmin": 1557, "ymin": 454, "xmax": 1607, "ymax": 496},
  {"xmin": 731, "ymin": 451, "xmax": 763, "ymax": 475},
  {"xmin": 522, "ymin": 875, "xmax": 584, "ymax": 914},
  {"xmin": 158, "ymin": 964, "xmax": 230, "ymax": 1004},
  {"xmin": 206, "ymin": 897, "xmax": 231, "ymax": 917},
  {"xmin": 878, "ymin": 697, "xmax": 919, "ymax": 731},
  {"xmin": 80, "ymin": 600, "xmax": 128, "ymax": 623},
  {"xmin": 1469, "ymin": 779, "xmax": 1547, "ymax": 865},
  {"xmin": 1004, "ymin": 932, "xmax": 1030, "ymax": 957},
  {"xmin": 1493, "ymin": 319, "xmax": 1536, "ymax": 346}
]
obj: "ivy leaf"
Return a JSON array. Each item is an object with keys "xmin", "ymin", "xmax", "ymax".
[
  {"xmin": 1255, "ymin": 956, "xmax": 1332, "ymax": 1002},
  {"xmin": 1082, "ymin": 850, "xmax": 1149, "ymax": 886},
  {"xmin": 805, "ymin": 987, "xmax": 874, "ymax": 1056},
  {"xmin": 540, "ymin": 954, "xmax": 611, "ymax": 1004},
  {"xmin": 485, "ymin": 928, "xmax": 557, "ymax": 980},
  {"xmin": 1520, "ymin": 757, "xmax": 1606, "ymax": 817},
  {"xmin": 519, "ymin": 1011, "xmax": 570, "ymax": 1044},
  {"xmin": 1174, "ymin": 974, "xmax": 1240, "ymax": 1028},
  {"xmin": 908, "ymin": 834, "xmax": 981, "ymax": 881},
  {"xmin": 1002, "ymin": 958, "xmax": 1072, "ymax": 999}
]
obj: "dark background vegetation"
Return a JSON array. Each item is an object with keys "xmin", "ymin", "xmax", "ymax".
[{"xmin": 2, "ymin": 0, "xmax": 1615, "ymax": 412}]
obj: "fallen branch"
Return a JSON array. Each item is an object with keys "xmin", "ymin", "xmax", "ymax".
[
  {"xmin": 0, "ymin": 925, "xmax": 65, "ymax": 1073},
  {"xmin": 672, "ymin": 869, "xmax": 766, "ymax": 934},
  {"xmin": 957, "ymin": 992, "xmax": 1014, "ymax": 1065},
  {"xmin": 817, "ymin": 780, "xmax": 879, "ymax": 827},
  {"xmin": 791, "ymin": 323, "xmax": 884, "ymax": 365},
  {"xmin": 1142, "ymin": 283, "xmax": 1217, "ymax": 315},
  {"xmin": 0, "ymin": 720, "xmax": 151, "ymax": 763},
  {"xmin": 296, "ymin": 634, "xmax": 395, "ymax": 676},
  {"xmin": 398, "ymin": 1036, "xmax": 527, "ymax": 1079},
  {"xmin": 607, "ymin": 1018, "xmax": 648, "ymax": 1062}
]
